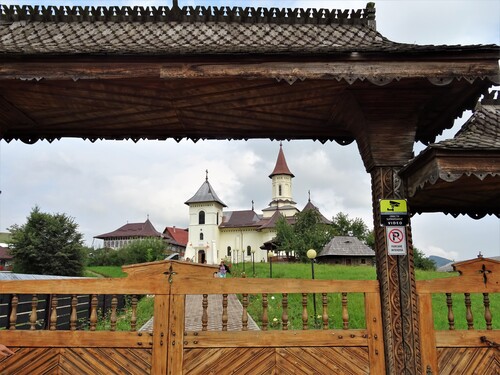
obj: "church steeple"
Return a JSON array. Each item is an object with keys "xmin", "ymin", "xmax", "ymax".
[
  {"xmin": 262, "ymin": 143, "xmax": 298, "ymax": 218},
  {"xmin": 269, "ymin": 142, "xmax": 294, "ymax": 178}
]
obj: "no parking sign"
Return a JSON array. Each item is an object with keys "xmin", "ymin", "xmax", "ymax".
[{"xmin": 386, "ymin": 226, "xmax": 407, "ymax": 255}]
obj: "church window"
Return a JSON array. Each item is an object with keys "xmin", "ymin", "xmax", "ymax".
[
  {"xmin": 227, "ymin": 246, "xmax": 231, "ymax": 256},
  {"xmin": 217, "ymin": 212, "xmax": 219, "ymax": 225},
  {"xmin": 199, "ymin": 211, "xmax": 205, "ymax": 224},
  {"xmin": 278, "ymin": 185, "xmax": 282, "ymax": 195},
  {"xmin": 247, "ymin": 246, "xmax": 251, "ymax": 256},
  {"xmin": 200, "ymin": 233, "xmax": 204, "ymax": 241}
]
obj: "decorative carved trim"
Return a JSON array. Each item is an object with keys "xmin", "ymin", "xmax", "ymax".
[{"xmin": 0, "ymin": 4, "xmax": 375, "ymax": 26}]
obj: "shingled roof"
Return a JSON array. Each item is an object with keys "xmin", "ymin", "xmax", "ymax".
[
  {"xmin": 184, "ymin": 174, "xmax": 227, "ymax": 207},
  {"xmin": 319, "ymin": 235, "xmax": 375, "ymax": 257},
  {"xmin": 1, "ymin": 3, "xmax": 497, "ymax": 57},
  {"xmin": 94, "ymin": 218, "xmax": 162, "ymax": 239},
  {"xmin": 431, "ymin": 91, "xmax": 500, "ymax": 151},
  {"xmin": 400, "ymin": 90, "xmax": 500, "ymax": 218},
  {"xmin": 219, "ymin": 210, "xmax": 261, "ymax": 228}
]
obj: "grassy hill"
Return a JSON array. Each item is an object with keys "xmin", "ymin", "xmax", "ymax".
[{"xmin": 0, "ymin": 232, "xmax": 11, "ymax": 244}]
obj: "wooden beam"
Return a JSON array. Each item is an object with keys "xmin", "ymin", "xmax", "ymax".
[
  {"xmin": 0, "ymin": 331, "xmax": 152, "ymax": 348},
  {"xmin": 182, "ymin": 330, "xmax": 369, "ymax": 348},
  {"xmin": 160, "ymin": 61, "xmax": 500, "ymax": 81},
  {"xmin": 0, "ymin": 60, "xmax": 498, "ymax": 81}
]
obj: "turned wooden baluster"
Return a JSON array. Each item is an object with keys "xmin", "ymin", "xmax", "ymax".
[
  {"xmin": 70, "ymin": 295, "xmax": 78, "ymax": 331},
  {"xmin": 262, "ymin": 293, "xmax": 268, "ymax": 331},
  {"xmin": 202, "ymin": 294, "xmax": 208, "ymax": 331},
  {"xmin": 222, "ymin": 294, "xmax": 228, "ymax": 331},
  {"xmin": 281, "ymin": 293, "xmax": 288, "ymax": 330},
  {"xmin": 110, "ymin": 295, "xmax": 118, "ymax": 332},
  {"xmin": 464, "ymin": 293, "xmax": 474, "ymax": 330},
  {"xmin": 89, "ymin": 294, "xmax": 98, "ymax": 331},
  {"xmin": 301, "ymin": 293, "xmax": 308, "ymax": 330},
  {"xmin": 30, "ymin": 294, "xmax": 38, "ymax": 330},
  {"xmin": 130, "ymin": 295, "xmax": 138, "ymax": 331},
  {"xmin": 483, "ymin": 293, "xmax": 492, "ymax": 330},
  {"xmin": 322, "ymin": 293, "xmax": 329, "ymax": 330},
  {"xmin": 9, "ymin": 294, "xmax": 18, "ymax": 330},
  {"xmin": 50, "ymin": 294, "xmax": 58, "ymax": 330},
  {"xmin": 446, "ymin": 293, "xmax": 455, "ymax": 330},
  {"xmin": 342, "ymin": 292, "xmax": 349, "ymax": 329},
  {"xmin": 242, "ymin": 294, "xmax": 249, "ymax": 331}
]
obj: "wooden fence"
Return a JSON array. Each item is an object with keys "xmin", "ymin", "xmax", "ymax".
[
  {"xmin": 0, "ymin": 257, "xmax": 498, "ymax": 374},
  {"xmin": 417, "ymin": 257, "xmax": 499, "ymax": 375},
  {"xmin": 0, "ymin": 292, "xmax": 127, "ymax": 330}
]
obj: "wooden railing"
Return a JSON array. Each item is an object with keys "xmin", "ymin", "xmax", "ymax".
[{"xmin": 417, "ymin": 257, "xmax": 500, "ymax": 375}]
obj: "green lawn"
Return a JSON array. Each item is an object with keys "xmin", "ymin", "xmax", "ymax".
[{"xmin": 86, "ymin": 262, "xmax": 498, "ymax": 331}]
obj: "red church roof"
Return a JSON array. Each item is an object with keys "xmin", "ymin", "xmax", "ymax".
[
  {"xmin": 163, "ymin": 226, "xmax": 188, "ymax": 246},
  {"xmin": 269, "ymin": 144, "xmax": 294, "ymax": 178}
]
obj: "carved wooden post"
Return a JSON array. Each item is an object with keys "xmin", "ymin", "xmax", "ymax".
[{"xmin": 371, "ymin": 167, "xmax": 422, "ymax": 374}]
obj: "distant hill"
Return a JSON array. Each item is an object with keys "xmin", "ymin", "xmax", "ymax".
[
  {"xmin": 429, "ymin": 255, "xmax": 453, "ymax": 268},
  {"xmin": 0, "ymin": 232, "xmax": 11, "ymax": 244}
]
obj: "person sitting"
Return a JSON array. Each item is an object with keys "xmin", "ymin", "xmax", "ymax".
[{"xmin": 219, "ymin": 261, "xmax": 227, "ymax": 278}]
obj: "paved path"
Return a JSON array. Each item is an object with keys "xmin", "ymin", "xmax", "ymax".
[{"xmin": 140, "ymin": 294, "xmax": 260, "ymax": 331}]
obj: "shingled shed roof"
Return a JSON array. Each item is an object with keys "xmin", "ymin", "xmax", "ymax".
[
  {"xmin": 319, "ymin": 235, "xmax": 375, "ymax": 257},
  {"xmin": 400, "ymin": 90, "xmax": 500, "ymax": 218}
]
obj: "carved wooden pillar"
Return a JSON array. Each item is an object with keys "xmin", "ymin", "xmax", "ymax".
[{"xmin": 371, "ymin": 167, "xmax": 422, "ymax": 374}]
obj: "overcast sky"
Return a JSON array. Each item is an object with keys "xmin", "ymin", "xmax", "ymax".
[{"xmin": 0, "ymin": 0, "xmax": 499, "ymax": 261}]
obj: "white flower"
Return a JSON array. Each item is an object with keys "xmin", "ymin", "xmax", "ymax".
[
  {"xmin": 273, "ymin": 318, "xmax": 278, "ymax": 322},
  {"xmin": 271, "ymin": 296, "xmax": 275, "ymax": 300}
]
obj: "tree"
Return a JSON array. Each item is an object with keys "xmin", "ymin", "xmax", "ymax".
[
  {"xmin": 413, "ymin": 248, "xmax": 437, "ymax": 270},
  {"xmin": 8, "ymin": 206, "xmax": 85, "ymax": 276},
  {"xmin": 331, "ymin": 212, "xmax": 370, "ymax": 242},
  {"xmin": 121, "ymin": 238, "xmax": 166, "ymax": 264},
  {"xmin": 275, "ymin": 209, "xmax": 334, "ymax": 262}
]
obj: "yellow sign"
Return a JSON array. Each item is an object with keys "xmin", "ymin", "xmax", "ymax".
[{"xmin": 380, "ymin": 199, "xmax": 407, "ymax": 214}]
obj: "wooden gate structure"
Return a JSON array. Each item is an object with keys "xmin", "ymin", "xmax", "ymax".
[
  {"xmin": 0, "ymin": 2, "xmax": 499, "ymax": 374},
  {"xmin": 1, "ymin": 260, "xmax": 386, "ymax": 374},
  {"xmin": 1, "ymin": 257, "xmax": 499, "ymax": 374}
]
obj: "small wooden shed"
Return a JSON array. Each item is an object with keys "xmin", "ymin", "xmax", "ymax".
[{"xmin": 319, "ymin": 235, "xmax": 375, "ymax": 266}]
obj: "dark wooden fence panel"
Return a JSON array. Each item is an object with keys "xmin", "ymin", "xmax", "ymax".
[{"xmin": 0, "ymin": 293, "xmax": 126, "ymax": 330}]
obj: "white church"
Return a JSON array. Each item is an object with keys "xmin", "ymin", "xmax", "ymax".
[{"xmin": 183, "ymin": 144, "xmax": 330, "ymax": 265}]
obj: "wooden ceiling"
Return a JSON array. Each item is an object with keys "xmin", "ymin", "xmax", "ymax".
[{"xmin": 0, "ymin": 57, "xmax": 495, "ymax": 149}]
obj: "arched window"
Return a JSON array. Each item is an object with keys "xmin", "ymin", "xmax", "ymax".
[
  {"xmin": 227, "ymin": 246, "xmax": 231, "ymax": 256},
  {"xmin": 200, "ymin": 232, "xmax": 204, "ymax": 241},
  {"xmin": 278, "ymin": 185, "xmax": 282, "ymax": 196},
  {"xmin": 247, "ymin": 246, "xmax": 252, "ymax": 256},
  {"xmin": 199, "ymin": 210, "xmax": 205, "ymax": 224}
]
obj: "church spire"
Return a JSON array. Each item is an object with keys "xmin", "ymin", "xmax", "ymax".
[{"xmin": 269, "ymin": 143, "xmax": 294, "ymax": 178}]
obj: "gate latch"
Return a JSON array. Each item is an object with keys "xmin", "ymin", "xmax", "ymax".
[{"xmin": 480, "ymin": 336, "xmax": 499, "ymax": 348}]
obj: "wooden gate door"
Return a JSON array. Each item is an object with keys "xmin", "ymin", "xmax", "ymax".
[
  {"xmin": 162, "ymin": 261, "xmax": 385, "ymax": 375},
  {"xmin": 417, "ymin": 257, "xmax": 500, "ymax": 375}
]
